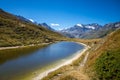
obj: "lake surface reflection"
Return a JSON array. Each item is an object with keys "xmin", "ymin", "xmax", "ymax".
[{"xmin": 0, "ymin": 42, "xmax": 84, "ymax": 80}]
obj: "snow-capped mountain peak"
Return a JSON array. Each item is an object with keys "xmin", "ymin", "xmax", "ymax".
[{"xmin": 76, "ymin": 24, "xmax": 83, "ymax": 27}]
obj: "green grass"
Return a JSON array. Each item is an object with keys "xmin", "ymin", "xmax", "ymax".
[
  {"xmin": 84, "ymin": 29, "xmax": 120, "ymax": 80},
  {"xmin": 95, "ymin": 49, "xmax": 120, "ymax": 80}
]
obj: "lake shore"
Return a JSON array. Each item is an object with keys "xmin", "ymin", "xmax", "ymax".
[
  {"xmin": 0, "ymin": 43, "xmax": 51, "ymax": 50},
  {"xmin": 33, "ymin": 42, "xmax": 89, "ymax": 80}
]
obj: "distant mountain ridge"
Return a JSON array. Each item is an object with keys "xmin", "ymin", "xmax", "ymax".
[
  {"xmin": 15, "ymin": 15, "xmax": 33, "ymax": 23},
  {"xmin": 60, "ymin": 23, "xmax": 102, "ymax": 38},
  {"xmin": 60, "ymin": 22, "xmax": 120, "ymax": 39},
  {"xmin": 16, "ymin": 15, "xmax": 55, "ymax": 32},
  {"xmin": 38, "ymin": 23, "xmax": 55, "ymax": 31}
]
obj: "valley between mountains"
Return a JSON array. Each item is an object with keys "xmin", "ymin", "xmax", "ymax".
[{"xmin": 0, "ymin": 9, "xmax": 120, "ymax": 80}]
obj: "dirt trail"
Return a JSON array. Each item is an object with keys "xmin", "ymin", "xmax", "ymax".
[{"xmin": 80, "ymin": 52, "xmax": 89, "ymax": 67}]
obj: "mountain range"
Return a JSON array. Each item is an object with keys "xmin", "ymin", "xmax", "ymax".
[{"xmin": 59, "ymin": 22, "xmax": 120, "ymax": 39}]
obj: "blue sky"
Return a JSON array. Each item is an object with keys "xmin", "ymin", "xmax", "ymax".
[{"xmin": 0, "ymin": 0, "xmax": 120, "ymax": 30}]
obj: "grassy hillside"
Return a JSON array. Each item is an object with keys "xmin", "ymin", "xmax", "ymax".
[
  {"xmin": 84, "ymin": 29, "xmax": 120, "ymax": 80},
  {"xmin": 0, "ymin": 9, "xmax": 65, "ymax": 47}
]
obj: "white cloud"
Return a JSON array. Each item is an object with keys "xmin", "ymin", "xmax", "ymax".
[
  {"xmin": 29, "ymin": 19, "xmax": 34, "ymax": 22},
  {"xmin": 50, "ymin": 23, "xmax": 60, "ymax": 27}
]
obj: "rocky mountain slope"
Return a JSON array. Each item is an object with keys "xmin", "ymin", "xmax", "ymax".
[{"xmin": 0, "ymin": 9, "xmax": 64, "ymax": 47}]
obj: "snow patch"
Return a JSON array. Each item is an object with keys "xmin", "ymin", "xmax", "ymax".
[{"xmin": 85, "ymin": 26, "xmax": 95, "ymax": 29}]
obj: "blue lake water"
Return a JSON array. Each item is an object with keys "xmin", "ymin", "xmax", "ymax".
[{"xmin": 0, "ymin": 41, "xmax": 84, "ymax": 80}]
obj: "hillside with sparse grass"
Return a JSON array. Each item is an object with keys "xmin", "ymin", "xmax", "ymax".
[
  {"xmin": 83, "ymin": 29, "xmax": 120, "ymax": 80},
  {"xmin": 0, "ymin": 9, "xmax": 65, "ymax": 47}
]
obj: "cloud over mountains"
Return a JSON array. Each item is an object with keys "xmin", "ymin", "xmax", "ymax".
[{"xmin": 50, "ymin": 23, "xmax": 60, "ymax": 27}]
